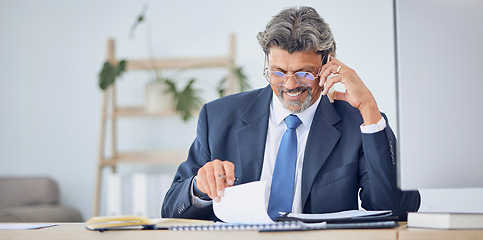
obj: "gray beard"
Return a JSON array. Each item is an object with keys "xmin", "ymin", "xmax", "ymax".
[{"xmin": 277, "ymin": 87, "xmax": 313, "ymax": 113}]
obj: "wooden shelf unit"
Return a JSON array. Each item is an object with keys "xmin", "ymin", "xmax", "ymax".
[{"xmin": 93, "ymin": 34, "xmax": 237, "ymax": 216}]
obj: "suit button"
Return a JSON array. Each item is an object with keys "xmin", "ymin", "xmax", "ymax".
[{"xmin": 177, "ymin": 203, "xmax": 186, "ymax": 214}]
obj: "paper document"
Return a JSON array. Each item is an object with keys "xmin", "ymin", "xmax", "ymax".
[
  {"xmin": 213, "ymin": 181, "xmax": 273, "ymax": 224},
  {"xmin": 285, "ymin": 210, "xmax": 392, "ymax": 220},
  {"xmin": 0, "ymin": 223, "xmax": 57, "ymax": 230}
]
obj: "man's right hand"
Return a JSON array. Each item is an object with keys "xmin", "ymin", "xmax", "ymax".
[{"xmin": 195, "ymin": 159, "xmax": 235, "ymax": 202}]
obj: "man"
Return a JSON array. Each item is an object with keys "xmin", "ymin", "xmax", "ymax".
[{"xmin": 162, "ymin": 6, "xmax": 420, "ymax": 221}]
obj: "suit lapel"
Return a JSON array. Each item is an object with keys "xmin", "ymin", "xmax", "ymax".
[
  {"xmin": 236, "ymin": 86, "xmax": 272, "ymax": 183},
  {"xmin": 301, "ymin": 96, "xmax": 342, "ymax": 208}
]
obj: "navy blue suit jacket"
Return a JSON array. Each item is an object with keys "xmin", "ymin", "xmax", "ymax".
[{"xmin": 161, "ymin": 86, "xmax": 420, "ymax": 221}]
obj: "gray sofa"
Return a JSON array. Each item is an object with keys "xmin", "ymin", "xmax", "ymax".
[{"xmin": 0, "ymin": 177, "xmax": 83, "ymax": 222}]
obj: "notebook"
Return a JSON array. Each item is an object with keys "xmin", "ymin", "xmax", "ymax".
[
  {"xmin": 276, "ymin": 210, "xmax": 398, "ymax": 223},
  {"xmin": 169, "ymin": 220, "xmax": 399, "ymax": 232},
  {"xmin": 85, "ymin": 215, "xmax": 214, "ymax": 232},
  {"xmin": 170, "ymin": 221, "xmax": 327, "ymax": 231}
]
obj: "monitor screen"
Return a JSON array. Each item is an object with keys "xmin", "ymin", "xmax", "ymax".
[{"xmin": 395, "ymin": 0, "xmax": 483, "ymax": 190}]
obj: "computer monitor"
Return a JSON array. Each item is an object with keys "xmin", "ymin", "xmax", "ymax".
[{"xmin": 395, "ymin": 0, "xmax": 483, "ymax": 190}]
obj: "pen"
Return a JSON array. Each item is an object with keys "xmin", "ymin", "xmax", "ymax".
[{"xmin": 218, "ymin": 174, "xmax": 240, "ymax": 182}]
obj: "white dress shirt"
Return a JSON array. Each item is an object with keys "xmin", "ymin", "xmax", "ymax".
[
  {"xmin": 259, "ymin": 92, "xmax": 321, "ymax": 213},
  {"xmin": 191, "ymin": 93, "xmax": 386, "ymax": 210}
]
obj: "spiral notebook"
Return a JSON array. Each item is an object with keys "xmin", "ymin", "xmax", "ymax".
[
  {"xmin": 168, "ymin": 220, "xmax": 398, "ymax": 232},
  {"xmin": 170, "ymin": 221, "xmax": 327, "ymax": 231}
]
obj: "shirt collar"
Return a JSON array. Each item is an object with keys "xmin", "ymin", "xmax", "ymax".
[{"xmin": 271, "ymin": 92, "xmax": 322, "ymax": 129}]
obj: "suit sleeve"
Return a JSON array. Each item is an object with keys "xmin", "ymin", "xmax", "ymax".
[
  {"xmin": 359, "ymin": 114, "xmax": 420, "ymax": 221},
  {"xmin": 161, "ymin": 105, "xmax": 219, "ymax": 220}
]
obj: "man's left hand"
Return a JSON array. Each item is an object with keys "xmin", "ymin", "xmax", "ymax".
[{"xmin": 319, "ymin": 57, "xmax": 382, "ymax": 125}]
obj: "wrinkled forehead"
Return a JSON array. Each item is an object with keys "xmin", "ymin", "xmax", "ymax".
[
  {"xmin": 267, "ymin": 46, "xmax": 329, "ymax": 64},
  {"xmin": 267, "ymin": 47, "xmax": 323, "ymax": 72}
]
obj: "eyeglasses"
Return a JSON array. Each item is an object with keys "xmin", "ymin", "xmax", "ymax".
[{"xmin": 263, "ymin": 54, "xmax": 324, "ymax": 87}]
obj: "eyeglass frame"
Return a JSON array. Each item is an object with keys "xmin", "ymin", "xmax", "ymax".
[{"xmin": 263, "ymin": 52, "xmax": 329, "ymax": 87}]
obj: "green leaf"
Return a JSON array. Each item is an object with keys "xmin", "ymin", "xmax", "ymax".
[
  {"xmin": 163, "ymin": 78, "xmax": 177, "ymax": 95},
  {"xmin": 176, "ymin": 79, "xmax": 202, "ymax": 121},
  {"xmin": 217, "ymin": 66, "xmax": 251, "ymax": 97},
  {"xmin": 129, "ymin": 4, "xmax": 148, "ymax": 39},
  {"xmin": 217, "ymin": 77, "xmax": 227, "ymax": 97},
  {"xmin": 164, "ymin": 78, "xmax": 202, "ymax": 121},
  {"xmin": 98, "ymin": 60, "xmax": 126, "ymax": 90},
  {"xmin": 235, "ymin": 67, "xmax": 251, "ymax": 92}
]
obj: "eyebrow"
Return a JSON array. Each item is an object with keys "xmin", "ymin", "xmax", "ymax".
[{"xmin": 270, "ymin": 64, "xmax": 318, "ymax": 73}]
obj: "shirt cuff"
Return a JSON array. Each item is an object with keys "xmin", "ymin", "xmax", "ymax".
[
  {"xmin": 190, "ymin": 176, "xmax": 212, "ymax": 208},
  {"xmin": 360, "ymin": 117, "xmax": 386, "ymax": 134}
]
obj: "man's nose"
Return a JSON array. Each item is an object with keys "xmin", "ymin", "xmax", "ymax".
[{"xmin": 283, "ymin": 75, "xmax": 299, "ymax": 89}]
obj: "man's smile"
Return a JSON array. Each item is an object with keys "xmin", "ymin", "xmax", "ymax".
[
  {"xmin": 285, "ymin": 90, "xmax": 304, "ymax": 97},
  {"xmin": 282, "ymin": 87, "xmax": 308, "ymax": 101}
]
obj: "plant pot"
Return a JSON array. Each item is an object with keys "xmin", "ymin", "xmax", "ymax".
[{"xmin": 145, "ymin": 81, "xmax": 174, "ymax": 113}]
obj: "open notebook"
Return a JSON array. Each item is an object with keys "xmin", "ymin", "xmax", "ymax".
[{"xmin": 86, "ymin": 215, "xmax": 214, "ymax": 231}]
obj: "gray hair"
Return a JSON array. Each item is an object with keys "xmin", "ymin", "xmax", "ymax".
[{"xmin": 257, "ymin": 6, "xmax": 336, "ymax": 57}]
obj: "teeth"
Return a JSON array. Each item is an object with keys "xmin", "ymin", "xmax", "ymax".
[{"xmin": 286, "ymin": 91, "xmax": 302, "ymax": 97}]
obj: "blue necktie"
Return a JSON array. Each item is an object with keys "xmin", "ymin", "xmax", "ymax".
[{"xmin": 267, "ymin": 114, "xmax": 302, "ymax": 220}]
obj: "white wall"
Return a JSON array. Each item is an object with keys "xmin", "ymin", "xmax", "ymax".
[{"xmin": 1, "ymin": 0, "xmax": 477, "ymax": 220}]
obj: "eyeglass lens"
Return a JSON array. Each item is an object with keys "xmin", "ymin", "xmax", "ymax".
[{"xmin": 270, "ymin": 71, "xmax": 315, "ymax": 86}]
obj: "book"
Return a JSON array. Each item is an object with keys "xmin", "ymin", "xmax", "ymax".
[
  {"xmin": 408, "ymin": 212, "xmax": 483, "ymax": 229},
  {"xmin": 85, "ymin": 215, "xmax": 214, "ymax": 232}
]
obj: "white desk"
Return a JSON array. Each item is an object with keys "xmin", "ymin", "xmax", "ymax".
[
  {"xmin": 2, "ymin": 222, "xmax": 483, "ymax": 240},
  {"xmin": 0, "ymin": 222, "xmax": 399, "ymax": 240}
]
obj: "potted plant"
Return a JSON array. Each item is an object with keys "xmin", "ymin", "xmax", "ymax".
[
  {"xmin": 98, "ymin": 5, "xmax": 251, "ymax": 121},
  {"xmin": 98, "ymin": 5, "xmax": 202, "ymax": 121}
]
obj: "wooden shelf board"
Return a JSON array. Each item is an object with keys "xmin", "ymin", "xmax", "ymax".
[
  {"xmin": 101, "ymin": 150, "xmax": 188, "ymax": 166},
  {"xmin": 107, "ymin": 106, "xmax": 201, "ymax": 118},
  {"xmin": 125, "ymin": 56, "xmax": 231, "ymax": 70},
  {"xmin": 110, "ymin": 107, "xmax": 177, "ymax": 117}
]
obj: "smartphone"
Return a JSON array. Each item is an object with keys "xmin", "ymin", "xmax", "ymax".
[{"xmin": 325, "ymin": 55, "xmax": 336, "ymax": 103}]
